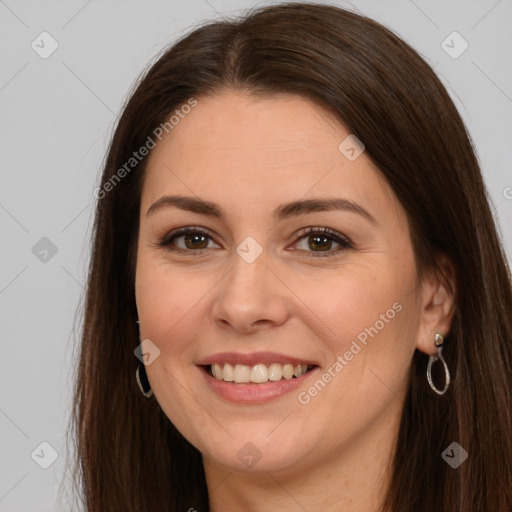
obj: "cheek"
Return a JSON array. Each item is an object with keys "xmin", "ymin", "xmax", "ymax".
[
  {"xmin": 135, "ymin": 259, "xmax": 216, "ymax": 441},
  {"xmin": 301, "ymin": 261, "xmax": 412, "ymax": 343},
  {"xmin": 137, "ymin": 268, "xmax": 198, "ymax": 338},
  {"xmin": 293, "ymin": 272, "xmax": 418, "ymax": 432},
  {"xmin": 294, "ymin": 256, "xmax": 420, "ymax": 397},
  {"xmin": 135, "ymin": 255, "xmax": 223, "ymax": 366}
]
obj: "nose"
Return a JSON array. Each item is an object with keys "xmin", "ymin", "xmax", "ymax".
[{"xmin": 211, "ymin": 250, "xmax": 290, "ymax": 334}]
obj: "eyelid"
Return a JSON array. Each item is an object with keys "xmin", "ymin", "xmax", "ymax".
[
  {"xmin": 158, "ymin": 226, "xmax": 220, "ymax": 250},
  {"xmin": 290, "ymin": 226, "xmax": 353, "ymax": 257},
  {"xmin": 292, "ymin": 226, "xmax": 353, "ymax": 246},
  {"xmin": 157, "ymin": 225, "xmax": 353, "ymax": 256}
]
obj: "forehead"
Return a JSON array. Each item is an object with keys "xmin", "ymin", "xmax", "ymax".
[
  {"xmin": 140, "ymin": 91, "xmax": 399, "ymax": 222},
  {"xmin": 152, "ymin": 91, "xmax": 347, "ymax": 163}
]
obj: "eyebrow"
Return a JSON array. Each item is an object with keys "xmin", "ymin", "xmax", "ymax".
[{"xmin": 146, "ymin": 195, "xmax": 377, "ymax": 225}]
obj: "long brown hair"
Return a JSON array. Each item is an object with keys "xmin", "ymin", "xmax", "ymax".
[{"xmin": 64, "ymin": 3, "xmax": 512, "ymax": 510}]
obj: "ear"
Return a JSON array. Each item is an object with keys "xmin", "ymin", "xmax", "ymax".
[{"xmin": 415, "ymin": 253, "xmax": 457, "ymax": 356}]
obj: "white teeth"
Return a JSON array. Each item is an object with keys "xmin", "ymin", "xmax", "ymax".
[
  {"xmin": 233, "ymin": 364, "xmax": 250, "ymax": 383},
  {"xmin": 209, "ymin": 362, "xmax": 311, "ymax": 383},
  {"xmin": 282, "ymin": 364, "xmax": 294, "ymax": 379},
  {"xmin": 223, "ymin": 363, "xmax": 234, "ymax": 381},
  {"xmin": 250, "ymin": 364, "xmax": 268, "ymax": 383},
  {"xmin": 212, "ymin": 363, "xmax": 223, "ymax": 380},
  {"xmin": 268, "ymin": 363, "xmax": 283, "ymax": 381}
]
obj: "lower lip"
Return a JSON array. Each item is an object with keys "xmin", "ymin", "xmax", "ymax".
[{"xmin": 198, "ymin": 366, "xmax": 319, "ymax": 404}]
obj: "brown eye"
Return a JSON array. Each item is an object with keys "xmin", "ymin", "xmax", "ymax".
[
  {"xmin": 292, "ymin": 227, "xmax": 353, "ymax": 257},
  {"xmin": 159, "ymin": 227, "xmax": 219, "ymax": 254},
  {"xmin": 181, "ymin": 232, "xmax": 209, "ymax": 250}
]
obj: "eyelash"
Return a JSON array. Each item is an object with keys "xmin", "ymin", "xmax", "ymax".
[{"xmin": 157, "ymin": 226, "xmax": 353, "ymax": 258}]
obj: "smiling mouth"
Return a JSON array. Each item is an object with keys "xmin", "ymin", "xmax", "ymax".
[{"xmin": 203, "ymin": 363, "xmax": 317, "ymax": 384}]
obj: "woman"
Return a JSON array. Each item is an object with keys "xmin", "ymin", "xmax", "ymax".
[{"xmin": 67, "ymin": 2, "xmax": 512, "ymax": 510}]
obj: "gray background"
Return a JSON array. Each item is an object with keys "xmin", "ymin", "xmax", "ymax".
[{"xmin": 1, "ymin": 0, "xmax": 511, "ymax": 510}]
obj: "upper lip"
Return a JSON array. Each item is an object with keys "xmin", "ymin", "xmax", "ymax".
[{"xmin": 196, "ymin": 351, "xmax": 319, "ymax": 367}]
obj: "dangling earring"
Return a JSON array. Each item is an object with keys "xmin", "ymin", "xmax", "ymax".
[
  {"xmin": 135, "ymin": 320, "xmax": 153, "ymax": 398},
  {"xmin": 426, "ymin": 332, "xmax": 450, "ymax": 395}
]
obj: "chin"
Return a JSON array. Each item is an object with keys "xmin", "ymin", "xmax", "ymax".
[{"xmin": 199, "ymin": 431, "xmax": 316, "ymax": 474}]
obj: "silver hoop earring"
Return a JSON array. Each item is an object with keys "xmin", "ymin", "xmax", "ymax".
[
  {"xmin": 135, "ymin": 319, "xmax": 153, "ymax": 398},
  {"xmin": 426, "ymin": 332, "xmax": 450, "ymax": 395},
  {"xmin": 136, "ymin": 361, "xmax": 153, "ymax": 398}
]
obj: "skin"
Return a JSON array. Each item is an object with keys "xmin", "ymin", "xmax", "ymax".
[{"xmin": 134, "ymin": 91, "xmax": 456, "ymax": 511}]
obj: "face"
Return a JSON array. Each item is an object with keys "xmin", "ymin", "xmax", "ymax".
[{"xmin": 135, "ymin": 91, "xmax": 426, "ymax": 475}]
